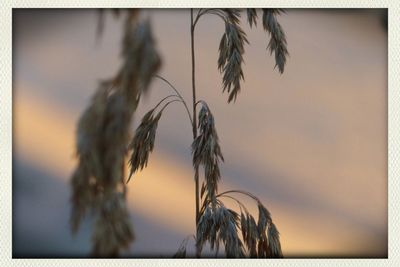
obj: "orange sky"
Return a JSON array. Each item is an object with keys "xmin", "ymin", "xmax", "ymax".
[{"xmin": 13, "ymin": 9, "xmax": 387, "ymax": 257}]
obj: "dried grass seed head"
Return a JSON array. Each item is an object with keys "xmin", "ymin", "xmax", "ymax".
[
  {"xmin": 132, "ymin": 19, "xmax": 162, "ymax": 90},
  {"xmin": 196, "ymin": 202, "xmax": 245, "ymax": 257},
  {"xmin": 128, "ymin": 109, "xmax": 162, "ymax": 180},
  {"xmin": 262, "ymin": 9, "xmax": 288, "ymax": 73},
  {"xmin": 267, "ymin": 222, "xmax": 282, "ymax": 257},
  {"xmin": 192, "ymin": 104, "xmax": 224, "ymax": 200},
  {"xmin": 212, "ymin": 8, "xmax": 289, "ymax": 100},
  {"xmin": 246, "ymin": 9, "xmax": 258, "ymax": 28},
  {"xmin": 71, "ymin": 9, "xmax": 162, "ymax": 257},
  {"xmin": 91, "ymin": 192, "xmax": 134, "ymax": 257},
  {"xmin": 216, "ymin": 191, "xmax": 282, "ymax": 258},
  {"xmin": 71, "ymin": 81, "xmax": 113, "ymax": 233},
  {"xmin": 119, "ymin": 16, "xmax": 161, "ymax": 105},
  {"xmin": 216, "ymin": 9, "xmax": 248, "ymax": 103},
  {"xmin": 70, "ymin": 162, "xmax": 93, "ymax": 233},
  {"xmin": 256, "ymin": 202, "xmax": 283, "ymax": 258},
  {"xmin": 257, "ymin": 202, "xmax": 272, "ymax": 235}
]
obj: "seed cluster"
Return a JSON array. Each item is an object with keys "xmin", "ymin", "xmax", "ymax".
[
  {"xmin": 215, "ymin": 8, "xmax": 289, "ymax": 102},
  {"xmin": 246, "ymin": 8, "xmax": 258, "ymax": 28},
  {"xmin": 217, "ymin": 9, "xmax": 249, "ymax": 103},
  {"xmin": 192, "ymin": 103, "xmax": 282, "ymax": 258},
  {"xmin": 128, "ymin": 109, "xmax": 162, "ymax": 181},
  {"xmin": 197, "ymin": 201, "xmax": 245, "ymax": 257},
  {"xmin": 196, "ymin": 193, "xmax": 282, "ymax": 258},
  {"xmin": 70, "ymin": 10, "xmax": 161, "ymax": 257},
  {"xmin": 192, "ymin": 104, "xmax": 224, "ymax": 201},
  {"xmin": 262, "ymin": 9, "xmax": 289, "ymax": 73},
  {"xmin": 240, "ymin": 203, "xmax": 282, "ymax": 257}
]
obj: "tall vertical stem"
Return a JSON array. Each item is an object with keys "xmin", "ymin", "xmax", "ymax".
[{"xmin": 190, "ymin": 8, "xmax": 201, "ymax": 257}]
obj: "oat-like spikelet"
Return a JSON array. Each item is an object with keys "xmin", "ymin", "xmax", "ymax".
[
  {"xmin": 216, "ymin": 9, "xmax": 249, "ymax": 103},
  {"xmin": 262, "ymin": 9, "xmax": 289, "ymax": 74},
  {"xmin": 240, "ymin": 211, "xmax": 259, "ymax": 257},
  {"xmin": 246, "ymin": 9, "xmax": 258, "ymax": 28},
  {"xmin": 127, "ymin": 109, "xmax": 162, "ymax": 181},
  {"xmin": 191, "ymin": 101, "xmax": 283, "ymax": 258},
  {"xmin": 127, "ymin": 77, "xmax": 193, "ymax": 182},
  {"xmin": 211, "ymin": 190, "xmax": 282, "ymax": 258},
  {"xmin": 196, "ymin": 201, "xmax": 245, "ymax": 258},
  {"xmin": 199, "ymin": 8, "xmax": 289, "ymax": 101},
  {"xmin": 192, "ymin": 103, "xmax": 224, "ymax": 201}
]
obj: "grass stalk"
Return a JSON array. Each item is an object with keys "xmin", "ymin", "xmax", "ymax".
[{"xmin": 191, "ymin": 8, "xmax": 201, "ymax": 258}]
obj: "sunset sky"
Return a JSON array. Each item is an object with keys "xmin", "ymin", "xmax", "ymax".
[{"xmin": 13, "ymin": 9, "xmax": 387, "ymax": 257}]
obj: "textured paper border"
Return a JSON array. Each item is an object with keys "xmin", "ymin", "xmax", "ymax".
[{"xmin": 1, "ymin": 0, "xmax": 398, "ymax": 266}]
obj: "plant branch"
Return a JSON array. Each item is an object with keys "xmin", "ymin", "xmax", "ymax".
[
  {"xmin": 218, "ymin": 194, "xmax": 249, "ymax": 214},
  {"xmin": 153, "ymin": 94, "xmax": 180, "ymax": 110},
  {"xmin": 217, "ymin": 189, "xmax": 262, "ymax": 204},
  {"xmin": 194, "ymin": 99, "xmax": 208, "ymax": 108},
  {"xmin": 193, "ymin": 8, "xmax": 226, "ymax": 28},
  {"xmin": 154, "ymin": 74, "xmax": 193, "ymax": 125},
  {"xmin": 159, "ymin": 99, "xmax": 185, "ymax": 113},
  {"xmin": 191, "ymin": 8, "xmax": 201, "ymax": 258}
]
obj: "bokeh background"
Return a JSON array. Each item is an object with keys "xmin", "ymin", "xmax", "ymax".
[{"xmin": 12, "ymin": 9, "xmax": 387, "ymax": 257}]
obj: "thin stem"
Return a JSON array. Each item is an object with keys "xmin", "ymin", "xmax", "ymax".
[
  {"xmin": 153, "ymin": 94, "xmax": 179, "ymax": 111},
  {"xmin": 205, "ymin": 11, "xmax": 227, "ymax": 22},
  {"xmin": 190, "ymin": 10, "xmax": 197, "ymax": 141},
  {"xmin": 154, "ymin": 75, "xmax": 187, "ymax": 106},
  {"xmin": 193, "ymin": 8, "xmax": 226, "ymax": 28},
  {"xmin": 196, "ymin": 9, "xmax": 203, "ymax": 20},
  {"xmin": 191, "ymin": 8, "xmax": 201, "ymax": 258},
  {"xmin": 217, "ymin": 190, "xmax": 261, "ymax": 204},
  {"xmin": 193, "ymin": 9, "xmax": 204, "ymax": 28},
  {"xmin": 218, "ymin": 195, "xmax": 249, "ymax": 214},
  {"xmin": 159, "ymin": 99, "xmax": 184, "ymax": 114},
  {"xmin": 154, "ymin": 74, "xmax": 193, "ymax": 125},
  {"xmin": 195, "ymin": 99, "xmax": 208, "ymax": 108}
]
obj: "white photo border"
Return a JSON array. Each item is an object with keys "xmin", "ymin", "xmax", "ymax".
[{"xmin": 1, "ymin": 0, "xmax": 398, "ymax": 266}]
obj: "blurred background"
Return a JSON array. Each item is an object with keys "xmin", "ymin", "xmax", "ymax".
[{"xmin": 12, "ymin": 9, "xmax": 387, "ymax": 257}]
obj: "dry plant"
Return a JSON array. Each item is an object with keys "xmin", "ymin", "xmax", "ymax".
[
  {"xmin": 70, "ymin": 8, "xmax": 288, "ymax": 258},
  {"xmin": 70, "ymin": 9, "xmax": 161, "ymax": 257}
]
